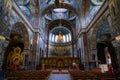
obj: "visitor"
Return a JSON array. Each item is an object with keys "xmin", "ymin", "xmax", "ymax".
[
  {"xmin": 72, "ymin": 62, "xmax": 76, "ymax": 70},
  {"xmin": 107, "ymin": 56, "xmax": 111, "ymax": 65},
  {"xmin": 108, "ymin": 64, "xmax": 113, "ymax": 75},
  {"xmin": 59, "ymin": 68, "xmax": 62, "ymax": 74}
]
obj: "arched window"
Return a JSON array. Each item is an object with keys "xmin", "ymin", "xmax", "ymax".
[
  {"xmin": 52, "ymin": 34, "xmax": 54, "ymax": 42},
  {"xmin": 63, "ymin": 35, "xmax": 66, "ymax": 43},
  {"xmin": 49, "ymin": 33, "xmax": 52, "ymax": 42},
  {"xmin": 69, "ymin": 33, "xmax": 71, "ymax": 41},
  {"xmin": 66, "ymin": 34, "xmax": 69, "ymax": 42},
  {"xmin": 55, "ymin": 35, "xmax": 58, "ymax": 43}
]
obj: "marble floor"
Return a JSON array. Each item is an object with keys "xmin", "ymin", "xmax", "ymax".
[{"xmin": 48, "ymin": 74, "xmax": 71, "ymax": 80}]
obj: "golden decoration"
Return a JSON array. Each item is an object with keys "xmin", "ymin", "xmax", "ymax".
[
  {"xmin": 7, "ymin": 47, "xmax": 24, "ymax": 70},
  {"xmin": 57, "ymin": 31, "xmax": 63, "ymax": 43},
  {"xmin": 4, "ymin": 0, "xmax": 12, "ymax": 17}
]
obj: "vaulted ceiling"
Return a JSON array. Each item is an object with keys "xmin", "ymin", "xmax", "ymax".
[{"xmin": 14, "ymin": 0, "xmax": 105, "ymax": 42}]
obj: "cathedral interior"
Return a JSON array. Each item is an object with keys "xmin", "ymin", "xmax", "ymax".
[{"xmin": 0, "ymin": 0, "xmax": 120, "ymax": 80}]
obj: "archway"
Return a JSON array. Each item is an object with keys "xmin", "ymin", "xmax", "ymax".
[
  {"xmin": 97, "ymin": 40, "xmax": 118, "ymax": 69},
  {"xmin": 11, "ymin": 22, "xmax": 29, "ymax": 49},
  {"xmin": 46, "ymin": 19, "xmax": 75, "ymax": 57},
  {"xmin": 2, "ymin": 22, "xmax": 29, "ymax": 70},
  {"xmin": 90, "ymin": 16, "xmax": 115, "ymax": 69}
]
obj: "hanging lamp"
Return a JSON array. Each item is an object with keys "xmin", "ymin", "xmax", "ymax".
[
  {"xmin": 68, "ymin": 0, "xmax": 72, "ymax": 3},
  {"xmin": 61, "ymin": 0, "xmax": 65, "ymax": 6},
  {"xmin": 54, "ymin": 0, "xmax": 59, "ymax": 8}
]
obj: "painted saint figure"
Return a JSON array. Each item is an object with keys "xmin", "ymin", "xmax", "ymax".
[{"xmin": 57, "ymin": 31, "xmax": 63, "ymax": 43}]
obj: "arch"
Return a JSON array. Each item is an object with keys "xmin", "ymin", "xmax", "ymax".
[
  {"xmin": 91, "ymin": 19, "xmax": 111, "ymax": 49},
  {"xmin": 11, "ymin": 22, "xmax": 29, "ymax": 49},
  {"xmin": 46, "ymin": 19, "xmax": 76, "ymax": 42},
  {"xmin": 97, "ymin": 40, "xmax": 118, "ymax": 69},
  {"xmin": 46, "ymin": 19, "xmax": 75, "ymax": 34},
  {"xmin": 41, "ymin": 3, "xmax": 79, "ymax": 16}
]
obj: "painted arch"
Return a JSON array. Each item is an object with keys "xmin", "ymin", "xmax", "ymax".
[{"xmin": 11, "ymin": 22, "xmax": 29, "ymax": 49}]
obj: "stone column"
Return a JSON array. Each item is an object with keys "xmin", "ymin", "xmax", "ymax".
[
  {"xmin": 80, "ymin": 32, "xmax": 90, "ymax": 70},
  {"xmin": 72, "ymin": 33, "xmax": 74, "ymax": 58},
  {"xmin": 46, "ymin": 32, "xmax": 49, "ymax": 58},
  {"xmin": 32, "ymin": 32, "xmax": 39, "ymax": 69}
]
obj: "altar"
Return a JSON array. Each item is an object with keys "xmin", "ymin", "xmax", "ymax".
[{"xmin": 40, "ymin": 57, "xmax": 80, "ymax": 69}]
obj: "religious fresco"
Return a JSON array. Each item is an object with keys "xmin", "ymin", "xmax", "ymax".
[
  {"xmin": 52, "ymin": 9, "xmax": 68, "ymax": 20},
  {"xmin": 109, "ymin": 0, "xmax": 117, "ymax": 20},
  {"xmin": 86, "ymin": 0, "xmax": 105, "ymax": 26},
  {"xmin": 10, "ymin": 10, "xmax": 21, "ymax": 24},
  {"xmin": 4, "ymin": 0, "xmax": 12, "ymax": 18},
  {"xmin": 12, "ymin": 24, "xmax": 24, "ymax": 39},
  {"xmin": 88, "ymin": 11, "xmax": 111, "ymax": 49},
  {"xmin": 15, "ymin": 0, "xmax": 32, "ymax": 20},
  {"xmin": 14, "ymin": 0, "xmax": 30, "ymax": 5},
  {"xmin": 0, "ymin": 0, "xmax": 11, "ymax": 36},
  {"xmin": 19, "ymin": 6, "xmax": 31, "ymax": 19},
  {"xmin": 96, "ymin": 20, "xmax": 111, "ymax": 41},
  {"xmin": 41, "ymin": 0, "xmax": 80, "ymax": 12},
  {"xmin": 0, "ymin": 6, "xmax": 23, "ymax": 38}
]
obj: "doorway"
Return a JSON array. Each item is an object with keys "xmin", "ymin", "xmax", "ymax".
[{"xmin": 97, "ymin": 40, "xmax": 118, "ymax": 69}]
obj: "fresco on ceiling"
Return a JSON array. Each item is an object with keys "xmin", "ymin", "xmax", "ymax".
[
  {"xmin": 41, "ymin": 0, "xmax": 80, "ymax": 12},
  {"xmin": 86, "ymin": 0, "xmax": 105, "ymax": 26},
  {"xmin": 45, "ymin": 9, "xmax": 75, "ymax": 22},
  {"xmin": 12, "ymin": 23, "xmax": 25, "ymax": 39},
  {"xmin": 20, "ymin": 6, "xmax": 31, "ymax": 19},
  {"xmin": 96, "ymin": 21, "xmax": 111, "ymax": 41},
  {"xmin": 0, "ymin": 0, "xmax": 12, "ymax": 37},
  {"xmin": 14, "ymin": 0, "xmax": 30, "ymax": 5},
  {"xmin": 52, "ymin": 11, "xmax": 68, "ymax": 20},
  {"xmin": 10, "ymin": 10, "xmax": 21, "ymax": 24},
  {"xmin": 12, "ymin": 22, "xmax": 29, "ymax": 49},
  {"xmin": 4, "ymin": 0, "xmax": 12, "ymax": 18},
  {"xmin": 15, "ymin": 0, "xmax": 31, "ymax": 20},
  {"xmin": 0, "ymin": 8, "xmax": 23, "ymax": 39},
  {"xmin": 90, "ymin": 11, "xmax": 111, "ymax": 49}
]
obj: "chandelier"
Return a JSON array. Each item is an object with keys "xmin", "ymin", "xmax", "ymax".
[
  {"xmin": 54, "ymin": 0, "xmax": 72, "ymax": 8},
  {"xmin": 54, "ymin": 0, "xmax": 64, "ymax": 8}
]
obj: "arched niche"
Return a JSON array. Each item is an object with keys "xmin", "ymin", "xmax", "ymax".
[
  {"xmin": 46, "ymin": 19, "xmax": 75, "ymax": 39},
  {"xmin": 11, "ymin": 22, "xmax": 29, "ymax": 49}
]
